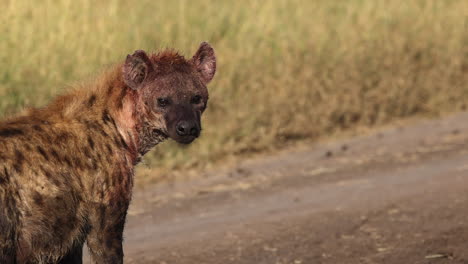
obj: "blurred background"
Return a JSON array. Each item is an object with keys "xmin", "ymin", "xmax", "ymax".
[{"xmin": 1, "ymin": 0, "xmax": 466, "ymax": 180}]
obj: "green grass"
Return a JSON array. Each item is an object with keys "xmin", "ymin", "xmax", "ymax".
[{"xmin": 1, "ymin": 0, "xmax": 467, "ymax": 179}]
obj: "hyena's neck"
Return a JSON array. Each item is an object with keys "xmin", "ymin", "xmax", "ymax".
[
  {"xmin": 107, "ymin": 79, "xmax": 168, "ymax": 164},
  {"xmin": 40, "ymin": 65, "xmax": 166, "ymax": 165},
  {"xmin": 116, "ymin": 106, "xmax": 168, "ymax": 165},
  {"xmin": 136, "ymin": 121, "xmax": 167, "ymax": 157},
  {"xmin": 97, "ymin": 68, "xmax": 167, "ymax": 163}
]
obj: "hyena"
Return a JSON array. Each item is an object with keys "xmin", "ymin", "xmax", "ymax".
[{"xmin": 0, "ymin": 42, "xmax": 216, "ymax": 263}]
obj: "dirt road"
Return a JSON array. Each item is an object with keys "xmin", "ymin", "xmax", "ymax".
[{"xmin": 90, "ymin": 112, "xmax": 468, "ymax": 263}]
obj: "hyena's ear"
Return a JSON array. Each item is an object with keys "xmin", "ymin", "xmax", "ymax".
[
  {"xmin": 123, "ymin": 50, "xmax": 154, "ymax": 90},
  {"xmin": 191, "ymin": 42, "xmax": 216, "ymax": 84}
]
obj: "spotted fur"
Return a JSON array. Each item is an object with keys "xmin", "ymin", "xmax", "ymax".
[{"xmin": 0, "ymin": 42, "xmax": 216, "ymax": 263}]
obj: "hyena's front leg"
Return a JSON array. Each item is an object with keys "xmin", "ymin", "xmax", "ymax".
[
  {"xmin": 0, "ymin": 244, "xmax": 16, "ymax": 264},
  {"xmin": 58, "ymin": 243, "xmax": 84, "ymax": 264},
  {"xmin": 86, "ymin": 200, "xmax": 129, "ymax": 264},
  {"xmin": 0, "ymin": 189, "xmax": 19, "ymax": 264},
  {"xmin": 0, "ymin": 227, "xmax": 16, "ymax": 264}
]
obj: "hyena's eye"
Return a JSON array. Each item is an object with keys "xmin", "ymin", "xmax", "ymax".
[
  {"xmin": 157, "ymin": 98, "xmax": 170, "ymax": 107},
  {"xmin": 191, "ymin": 95, "xmax": 202, "ymax": 105}
]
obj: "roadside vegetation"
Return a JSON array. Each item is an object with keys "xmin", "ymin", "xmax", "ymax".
[{"xmin": 1, "ymin": 0, "xmax": 466, "ymax": 179}]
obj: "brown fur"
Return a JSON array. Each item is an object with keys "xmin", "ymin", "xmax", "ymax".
[{"xmin": 0, "ymin": 42, "xmax": 216, "ymax": 263}]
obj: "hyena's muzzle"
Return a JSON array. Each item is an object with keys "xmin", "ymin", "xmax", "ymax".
[{"xmin": 165, "ymin": 103, "xmax": 202, "ymax": 144}]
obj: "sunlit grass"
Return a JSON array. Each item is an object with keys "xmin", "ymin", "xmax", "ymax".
[{"xmin": 1, "ymin": 0, "xmax": 467, "ymax": 179}]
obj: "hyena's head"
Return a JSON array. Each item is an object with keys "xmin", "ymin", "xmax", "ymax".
[{"xmin": 122, "ymin": 42, "xmax": 216, "ymax": 145}]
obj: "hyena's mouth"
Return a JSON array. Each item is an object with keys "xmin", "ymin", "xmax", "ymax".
[{"xmin": 176, "ymin": 135, "xmax": 197, "ymax": 145}]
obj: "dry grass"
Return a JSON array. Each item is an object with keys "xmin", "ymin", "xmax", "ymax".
[{"xmin": 1, "ymin": 0, "xmax": 467, "ymax": 178}]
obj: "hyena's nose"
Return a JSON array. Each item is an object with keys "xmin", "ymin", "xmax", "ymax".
[{"xmin": 176, "ymin": 121, "xmax": 199, "ymax": 137}]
